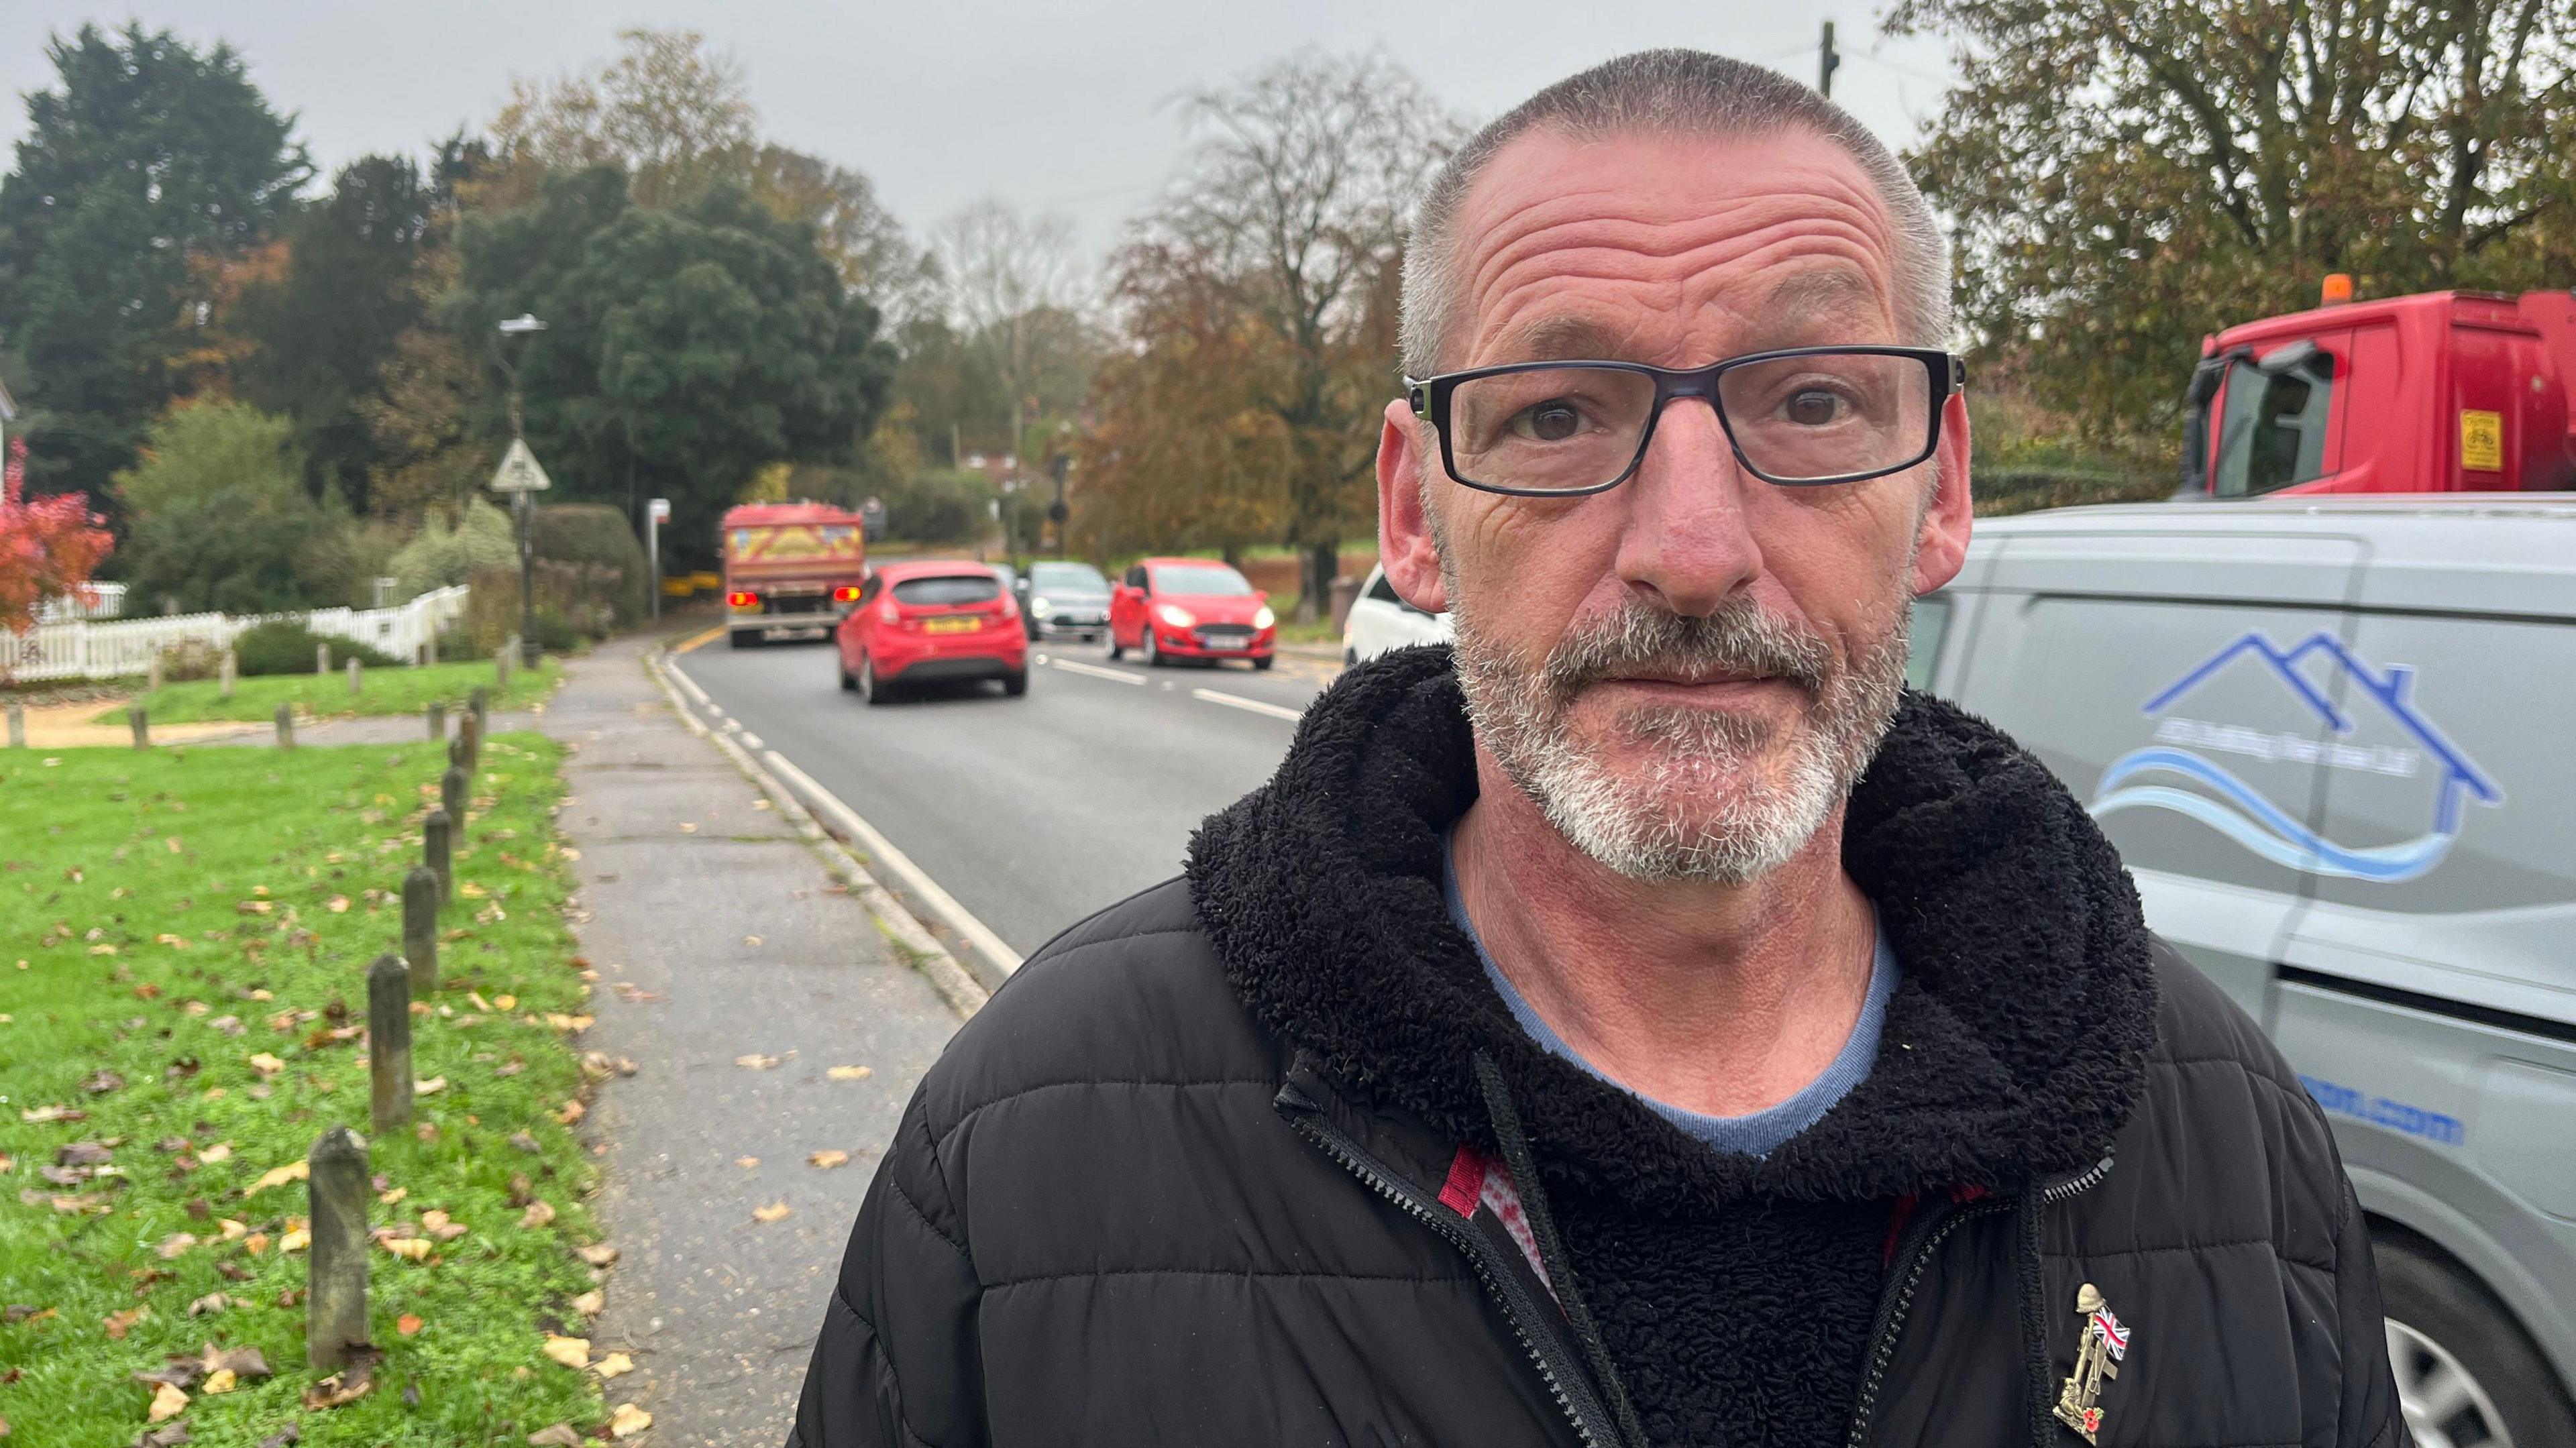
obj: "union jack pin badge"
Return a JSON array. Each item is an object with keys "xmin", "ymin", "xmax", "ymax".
[{"xmin": 2053, "ymin": 1282, "xmax": 2131, "ymax": 1443}]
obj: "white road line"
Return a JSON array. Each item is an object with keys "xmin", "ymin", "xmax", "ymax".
[
  {"xmin": 722, "ymin": 717, "xmax": 742, "ymax": 732},
  {"xmin": 1048, "ymin": 658, "xmax": 1146, "ymax": 686},
  {"xmin": 671, "ymin": 668, "xmax": 712, "ymax": 707},
  {"xmin": 738, "ymin": 732, "xmax": 765, "ymax": 750},
  {"xmin": 761, "ymin": 748, "xmax": 1025, "ymax": 977},
  {"xmin": 1192, "ymin": 687, "xmax": 1304, "ymax": 722}
]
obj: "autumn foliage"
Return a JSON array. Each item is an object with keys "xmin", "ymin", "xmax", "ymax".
[{"xmin": 0, "ymin": 434, "xmax": 115, "ymax": 640}]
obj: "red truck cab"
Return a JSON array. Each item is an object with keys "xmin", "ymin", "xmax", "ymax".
[
  {"xmin": 720, "ymin": 502, "xmax": 867, "ymax": 647},
  {"xmin": 2181, "ymin": 284, "xmax": 2576, "ymax": 498}
]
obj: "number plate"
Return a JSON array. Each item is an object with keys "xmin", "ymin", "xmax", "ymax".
[{"xmin": 922, "ymin": 616, "xmax": 982, "ymax": 634}]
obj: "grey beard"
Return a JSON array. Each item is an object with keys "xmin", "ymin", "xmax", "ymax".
[{"xmin": 1451, "ymin": 592, "xmax": 1911, "ymax": 884}]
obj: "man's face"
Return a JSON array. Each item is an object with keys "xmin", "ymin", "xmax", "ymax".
[{"xmin": 1377, "ymin": 126, "xmax": 1972, "ymax": 882}]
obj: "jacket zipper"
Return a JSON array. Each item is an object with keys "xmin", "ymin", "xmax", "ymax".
[
  {"xmin": 1843, "ymin": 1156, "xmax": 2115, "ymax": 1448},
  {"xmin": 1285, "ymin": 1106, "xmax": 1622, "ymax": 1448}
]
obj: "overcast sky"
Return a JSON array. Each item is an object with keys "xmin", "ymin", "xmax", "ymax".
[{"xmin": 1, "ymin": 2, "xmax": 1960, "ymax": 264}]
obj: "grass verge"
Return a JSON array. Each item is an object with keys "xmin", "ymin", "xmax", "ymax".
[
  {"xmin": 95, "ymin": 661, "xmax": 559, "ymax": 728},
  {"xmin": 1, "ymin": 736, "xmax": 612, "ymax": 1446}
]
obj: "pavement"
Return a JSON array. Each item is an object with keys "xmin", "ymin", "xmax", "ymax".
[
  {"xmin": 538, "ymin": 629, "xmax": 965, "ymax": 1444},
  {"xmin": 665, "ymin": 630, "xmax": 1336, "ymax": 962}
]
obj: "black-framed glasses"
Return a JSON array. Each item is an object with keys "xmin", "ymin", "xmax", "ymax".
[{"xmin": 1405, "ymin": 346, "xmax": 1965, "ymax": 496}]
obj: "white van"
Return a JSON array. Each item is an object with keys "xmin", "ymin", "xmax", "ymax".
[
  {"xmin": 1913, "ymin": 494, "xmax": 2576, "ymax": 1445},
  {"xmin": 1343, "ymin": 563, "xmax": 1454, "ymax": 664}
]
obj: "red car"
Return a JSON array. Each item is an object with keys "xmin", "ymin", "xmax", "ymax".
[
  {"xmin": 835, "ymin": 561, "xmax": 1028, "ymax": 705},
  {"xmin": 1108, "ymin": 558, "xmax": 1277, "ymax": 669}
]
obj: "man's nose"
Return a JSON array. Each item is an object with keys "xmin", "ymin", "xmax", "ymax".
[{"xmin": 1611, "ymin": 395, "xmax": 1764, "ymax": 618}]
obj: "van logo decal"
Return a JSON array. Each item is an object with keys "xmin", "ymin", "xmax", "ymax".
[{"xmin": 2089, "ymin": 629, "xmax": 2502, "ymax": 882}]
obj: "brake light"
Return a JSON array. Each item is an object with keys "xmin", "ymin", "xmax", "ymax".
[
  {"xmin": 727, "ymin": 590, "xmax": 759, "ymax": 608},
  {"xmin": 833, "ymin": 585, "xmax": 861, "ymax": 603}
]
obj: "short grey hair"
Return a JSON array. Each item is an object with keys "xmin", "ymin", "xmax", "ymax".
[{"xmin": 1398, "ymin": 49, "xmax": 1951, "ymax": 379}]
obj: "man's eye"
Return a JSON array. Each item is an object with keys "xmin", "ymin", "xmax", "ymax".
[
  {"xmin": 1784, "ymin": 389, "xmax": 1849, "ymax": 426},
  {"xmin": 1511, "ymin": 400, "xmax": 1585, "ymax": 441}
]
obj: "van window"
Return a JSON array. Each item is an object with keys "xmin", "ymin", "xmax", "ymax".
[
  {"xmin": 2212, "ymin": 353, "xmax": 2335, "ymax": 496},
  {"xmin": 1366, "ymin": 571, "xmax": 1401, "ymax": 604},
  {"xmin": 892, "ymin": 574, "xmax": 1000, "ymax": 606},
  {"xmin": 1905, "ymin": 594, "xmax": 1952, "ymax": 693}
]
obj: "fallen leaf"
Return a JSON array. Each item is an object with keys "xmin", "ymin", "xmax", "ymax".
[
  {"xmin": 241, "ymin": 1233, "xmax": 270, "ymax": 1256},
  {"xmin": 201, "ymin": 1344, "xmax": 269, "ymax": 1380},
  {"xmin": 258, "ymin": 1427, "xmax": 299, "ymax": 1448},
  {"xmin": 541, "ymin": 1335, "xmax": 590, "ymax": 1370},
  {"xmin": 744, "ymin": 934, "xmax": 763, "ymax": 946},
  {"xmin": 195, "ymin": 1142, "xmax": 230, "ymax": 1166},
  {"xmin": 104, "ymin": 1306, "xmax": 148, "ymax": 1339},
  {"xmin": 57, "ymin": 1141, "xmax": 115, "ymax": 1167},
  {"xmin": 278, "ymin": 1228, "xmax": 311, "ymax": 1254},
  {"xmin": 752, "ymin": 1200, "xmax": 792, "ymax": 1223},
  {"xmin": 508, "ymin": 1131, "xmax": 541, "ymax": 1154},
  {"xmin": 378, "ymin": 1237, "xmax": 429, "ymax": 1261},
  {"xmin": 83, "ymin": 1069, "xmax": 125, "ymax": 1094},
  {"xmin": 735, "ymin": 1054, "xmax": 780, "ymax": 1070},
  {"xmin": 201, "ymin": 1368, "xmax": 237, "ymax": 1394},
  {"xmin": 592, "ymin": 1351, "xmax": 635, "ymax": 1380},
  {"xmin": 244, "ymin": 1159, "xmax": 307, "ymax": 1196},
  {"xmin": 136, "ymin": 1426, "xmax": 191, "ymax": 1448},
  {"xmin": 609, "ymin": 1402, "xmax": 653, "ymax": 1438},
  {"xmin": 526, "ymin": 1427, "xmax": 583, "ymax": 1447},
  {"xmin": 186, "ymin": 1293, "xmax": 229, "ymax": 1317},
  {"xmin": 246, "ymin": 1052, "xmax": 284, "ymax": 1076},
  {"xmin": 492, "ymin": 993, "xmax": 516, "ymax": 1011},
  {"xmin": 808, "ymin": 1150, "xmax": 851, "ymax": 1170},
  {"xmin": 412, "ymin": 1076, "xmax": 446, "ymax": 1097},
  {"xmin": 733, "ymin": 1156, "xmax": 759, "ymax": 1168},
  {"xmin": 396, "ymin": 1314, "xmax": 423, "ymax": 1337},
  {"xmin": 147, "ymin": 1383, "xmax": 189, "ymax": 1423},
  {"xmin": 555, "ymin": 1099, "xmax": 585, "ymax": 1125},
  {"xmin": 576, "ymin": 1243, "xmax": 619, "ymax": 1268},
  {"xmin": 826, "ymin": 1064, "xmax": 873, "ymax": 1081},
  {"xmin": 519, "ymin": 1201, "xmax": 556, "ymax": 1229},
  {"xmin": 21, "ymin": 1105, "xmax": 85, "ymax": 1124},
  {"xmin": 569, "ymin": 1289, "xmax": 604, "ymax": 1317},
  {"xmin": 468, "ymin": 991, "xmax": 493, "ymax": 1012},
  {"xmin": 156, "ymin": 1232, "xmax": 199, "ymax": 1260},
  {"xmin": 156, "ymin": 934, "xmax": 189, "ymax": 948},
  {"xmin": 378, "ymin": 1187, "xmax": 407, "ymax": 1205}
]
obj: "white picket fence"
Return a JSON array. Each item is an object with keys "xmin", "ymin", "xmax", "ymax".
[{"xmin": 8, "ymin": 585, "xmax": 471, "ymax": 683}]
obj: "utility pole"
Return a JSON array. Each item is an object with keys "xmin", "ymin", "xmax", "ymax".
[{"xmin": 1819, "ymin": 19, "xmax": 1841, "ymax": 98}]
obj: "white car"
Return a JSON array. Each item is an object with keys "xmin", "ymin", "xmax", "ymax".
[{"xmin": 1342, "ymin": 564, "xmax": 1453, "ymax": 664}]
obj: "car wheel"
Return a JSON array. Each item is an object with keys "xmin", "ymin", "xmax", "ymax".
[
  {"xmin": 838, "ymin": 655, "xmax": 856, "ymax": 691},
  {"xmin": 2377, "ymin": 1233, "xmax": 2575, "ymax": 1448},
  {"xmin": 1253, "ymin": 653, "xmax": 1275, "ymax": 671},
  {"xmin": 1107, "ymin": 629, "xmax": 1124, "ymax": 661},
  {"xmin": 859, "ymin": 656, "xmax": 892, "ymax": 707},
  {"xmin": 1141, "ymin": 628, "xmax": 1161, "ymax": 667},
  {"xmin": 1003, "ymin": 668, "xmax": 1028, "ymax": 698}
]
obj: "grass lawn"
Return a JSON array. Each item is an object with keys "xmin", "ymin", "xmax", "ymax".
[
  {"xmin": 96, "ymin": 661, "xmax": 559, "ymax": 728},
  {"xmin": 0, "ymin": 736, "xmax": 615, "ymax": 1446}
]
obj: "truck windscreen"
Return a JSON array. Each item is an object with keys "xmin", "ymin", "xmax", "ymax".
[{"xmin": 2212, "ymin": 352, "xmax": 2336, "ymax": 496}]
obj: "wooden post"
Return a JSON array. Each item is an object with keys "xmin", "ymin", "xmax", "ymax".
[
  {"xmin": 426, "ymin": 701, "xmax": 445, "ymax": 743},
  {"xmin": 347, "ymin": 657, "xmax": 362, "ymax": 695},
  {"xmin": 274, "ymin": 703, "xmax": 295, "ymax": 750},
  {"xmin": 424, "ymin": 626, "xmax": 439, "ymax": 667},
  {"xmin": 496, "ymin": 641, "xmax": 516, "ymax": 690},
  {"xmin": 367, "ymin": 954, "xmax": 413, "ymax": 1132},
  {"xmin": 127, "ymin": 705, "xmax": 149, "ymax": 750},
  {"xmin": 424, "ymin": 809, "xmax": 452, "ymax": 905},
  {"xmin": 219, "ymin": 648, "xmax": 236, "ymax": 700},
  {"xmin": 440, "ymin": 764, "xmax": 467, "ymax": 828},
  {"xmin": 457, "ymin": 713, "xmax": 480, "ymax": 771},
  {"xmin": 147, "ymin": 653, "xmax": 164, "ymax": 695},
  {"xmin": 6, "ymin": 703, "xmax": 23, "ymax": 748},
  {"xmin": 468, "ymin": 686, "xmax": 489, "ymax": 730},
  {"xmin": 317, "ymin": 641, "xmax": 331, "ymax": 676},
  {"xmin": 305, "ymin": 1125, "xmax": 370, "ymax": 1372},
  {"xmin": 402, "ymin": 867, "xmax": 439, "ymax": 995}
]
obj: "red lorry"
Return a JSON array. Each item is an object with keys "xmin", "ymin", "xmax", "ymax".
[
  {"xmin": 2180, "ymin": 279, "xmax": 2576, "ymax": 498},
  {"xmin": 720, "ymin": 501, "xmax": 867, "ymax": 647}
]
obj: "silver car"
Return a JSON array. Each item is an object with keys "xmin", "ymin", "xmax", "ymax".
[{"xmin": 1913, "ymin": 494, "xmax": 2576, "ymax": 1447}]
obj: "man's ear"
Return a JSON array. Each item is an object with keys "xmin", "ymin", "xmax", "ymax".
[
  {"xmin": 1377, "ymin": 398, "xmax": 1450, "ymax": 613},
  {"xmin": 1912, "ymin": 390, "xmax": 1972, "ymax": 597}
]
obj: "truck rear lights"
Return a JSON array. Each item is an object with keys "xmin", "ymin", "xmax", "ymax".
[
  {"xmin": 727, "ymin": 590, "xmax": 759, "ymax": 608},
  {"xmin": 833, "ymin": 585, "xmax": 863, "ymax": 603}
]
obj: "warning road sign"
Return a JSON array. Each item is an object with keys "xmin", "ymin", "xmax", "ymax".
[{"xmin": 489, "ymin": 438, "xmax": 553, "ymax": 494}]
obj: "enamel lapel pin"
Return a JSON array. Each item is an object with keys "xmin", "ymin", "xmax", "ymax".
[{"xmin": 2053, "ymin": 1282, "xmax": 2131, "ymax": 1443}]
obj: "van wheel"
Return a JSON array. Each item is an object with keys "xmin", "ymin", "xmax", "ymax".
[
  {"xmin": 2377, "ymin": 1233, "xmax": 2575, "ymax": 1448},
  {"xmin": 859, "ymin": 657, "xmax": 891, "ymax": 707}
]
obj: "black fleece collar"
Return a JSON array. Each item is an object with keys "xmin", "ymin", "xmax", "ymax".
[{"xmin": 1187, "ymin": 645, "xmax": 2159, "ymax": 1212}]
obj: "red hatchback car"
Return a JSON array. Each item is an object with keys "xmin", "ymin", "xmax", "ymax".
[
  {"xmin": 836, "ymin": 561, "xmax": 1028, "ymax": 704},
  {"xmin": 1108, "ymin": 558, "xmax": 1277, "ymax": 669}
]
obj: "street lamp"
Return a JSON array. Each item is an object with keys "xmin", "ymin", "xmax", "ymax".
[{"xmin": 492, "ymin": 314, "xmax": 547, "ymax": 669}]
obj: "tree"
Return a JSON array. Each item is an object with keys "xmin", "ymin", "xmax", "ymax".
[
  {"xmin": 0, "ymin": 435, "xmax": 113, "ymax": 647},
  {"xmin": 1122, "ymin": 52, "xmax": 1462, "ymax": 618},
  {"xmin": 112, "ymin": 400, "xmax": 332, "ymax": 615},
  {"xmin": 935, "ymin": 201, "xmax": 1095, "ymax": 461},
  {"xmin": 229, "ymin": 154, "xmax": 437, "ymax": 511},
  {"xmin": 482, "ymin": 27, "xmax": 758, "ymax": 211},
  {"xmin": 451, "ymin": 168, "xmax": 896, "ymax": 571},
  {"xmin": 0, "ymin": 23, "xmax": 311, "ymax": 512},
  {"xmin": 1889, "ymin": 0, "xmax": 2576, "ymax": 447}
]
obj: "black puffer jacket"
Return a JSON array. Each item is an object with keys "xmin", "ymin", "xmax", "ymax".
[{"xmin": 790, "ymin": 647, "xmax": 2405, "ymax": 1448}]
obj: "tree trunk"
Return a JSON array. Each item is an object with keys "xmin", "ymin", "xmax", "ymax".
[{"xmin": 1297, "ymin": 539, "xmax": 1338, "ymax": 624}]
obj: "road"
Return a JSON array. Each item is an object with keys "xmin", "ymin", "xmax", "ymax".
[{"xmin": 666, "ymin": 632, "xmax": 1338, "ymax": 972}]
